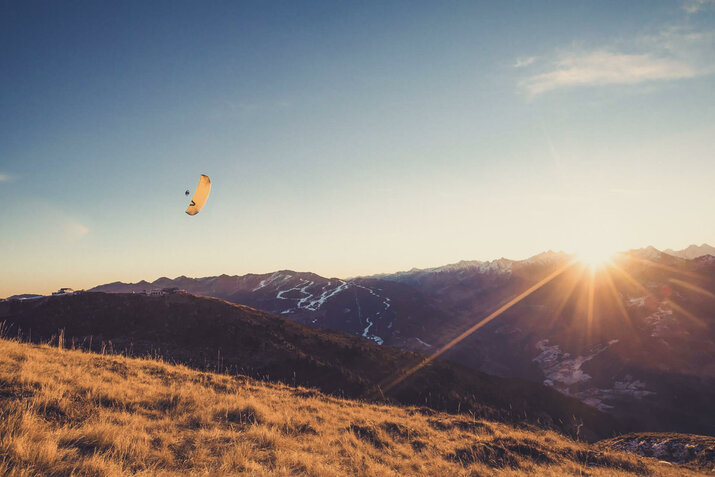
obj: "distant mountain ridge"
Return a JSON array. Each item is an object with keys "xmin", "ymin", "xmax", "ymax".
[
  {"xmin": 663, "ymin": 243, "xmax": 715, "ymax": 260},
  {"xmin": 87, "ymin": 252, "xmax": 573, "ymax": 348}
]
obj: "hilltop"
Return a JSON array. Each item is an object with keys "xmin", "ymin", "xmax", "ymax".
[{"xmin": 0, "ymin": 338, "xmax": 697, "ymax": 476}]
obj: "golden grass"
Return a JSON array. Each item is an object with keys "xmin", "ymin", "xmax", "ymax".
[{"xmin": 0, "ymin": 338, "xmax": 696, "ymax": 476}]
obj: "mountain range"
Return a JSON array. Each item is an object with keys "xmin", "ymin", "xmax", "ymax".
[
  {"xmin": 663, "ymin": 243, "xmax": 715, "ymax": 260},
  {"xmin": 84, "ymin": 244, "xmax": 715, "ymax": 437}
]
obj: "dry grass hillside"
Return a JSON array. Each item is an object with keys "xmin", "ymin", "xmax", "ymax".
[
  {"xmin": 0, "ymin": 338, "xmax": 695, "ymax": 476},
  {"xmin": 0, "ymin": 292, "xmax": 619, "ymax": 441}
]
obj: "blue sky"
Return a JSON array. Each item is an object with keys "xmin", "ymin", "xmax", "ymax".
[{"xmin": 1, "ymin": 1, "xmax": 714, "ymax": 296}]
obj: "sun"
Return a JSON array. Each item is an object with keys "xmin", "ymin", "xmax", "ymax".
[{"xmin": 576, "ymin": 246, "xmax": 614, "ymax": 269}]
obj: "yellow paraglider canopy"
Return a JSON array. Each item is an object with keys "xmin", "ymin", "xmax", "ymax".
[{"xmin": 185, "ymin": 174, "xmax": 211, "ymax": 216}]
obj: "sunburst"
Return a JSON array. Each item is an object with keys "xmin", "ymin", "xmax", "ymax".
[
  {"xmin": 575, "ymin": 246, "xmax": 614, "ymax": 270},
  {"xmin": 376, "ymin": 247, "xmax": 707, "ymax": 397}
]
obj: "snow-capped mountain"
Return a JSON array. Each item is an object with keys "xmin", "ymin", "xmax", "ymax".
[{"xmin": 92, "ymin": 270, "xmax": 446, "ymax": 347}]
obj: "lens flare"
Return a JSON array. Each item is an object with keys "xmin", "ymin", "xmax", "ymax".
[{"xmin": 576, "ymin": 247, "xmax": 613, "ymax": 269}]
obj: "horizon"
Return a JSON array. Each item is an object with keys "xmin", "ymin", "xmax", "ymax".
[
  {"xmin": 4, "ymin": 241, "xmax": 711, "ymax": 297},
  {"xmin": 2, "ymin": 1, "xmax": 714, "ymax": 297}
]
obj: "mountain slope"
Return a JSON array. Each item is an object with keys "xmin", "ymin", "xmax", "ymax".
[
  {"xmin": 0, "ymin": 338, "xmax": 691, "ymax": 476},
  {"xmin": 0, "ymin": 292, "xmax": 618, "ymax": 440}
]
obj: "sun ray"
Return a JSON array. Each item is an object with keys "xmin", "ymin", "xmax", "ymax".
[
  {"xmin": 609, "ymin": 262, "xmax": 706, "ymax": 329},
  {"xmin": 378, "ymin": 260, "xmax": 577, "ymax": 394},
  {"xmin": 625, "ymin": 255, "xmax": 703, "ymax": 280},
  {"xmin": 601, "ymin": 263, "xmax": 636, "ymax": 333},
  {"xmin": 609, "ymin": 261, "xmax": 652, "ymax": 297},
  {"xmin": 665, "ymin": 299, "xmax": 707, "ymax": 329},
  {"xmin": 546, "ymin": 263, "xmax": 586, "ymax": 329},
  {"xmin": 668, "ymin": 278, "xmax": 715, "ymax": 299},
  {"xmin": 586, "ymin": 266, "xmax": 596, "ymax": 339}
]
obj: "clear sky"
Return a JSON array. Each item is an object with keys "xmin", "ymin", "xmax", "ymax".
[{"xmin": 1, "ymin": 0, "xmax": 714, "ymax": 296}]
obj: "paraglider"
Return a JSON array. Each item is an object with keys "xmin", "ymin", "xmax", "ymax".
[{"xmin": 185, "ymin": 174, "xmax": 211, "ymax": 216}]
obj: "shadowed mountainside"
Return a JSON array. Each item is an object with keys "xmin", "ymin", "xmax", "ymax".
[{"xmin": 404, "ymin": 251, "xmax": 715, "ymax": 436}]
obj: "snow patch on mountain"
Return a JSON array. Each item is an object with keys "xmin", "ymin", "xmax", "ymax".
[
  {"xmin": 415, "ymin": 338, "xmax": 433, "ymax": 348},
  {"xmin": 276, "ymin": 279, "xmax": 312, "ymax": 301},
  {"xmin": 533, "ymin": 339, "xmax": 654, "ymax": 411},
  {"xmin": 626, "ymin": 296, "xmax": 680, "ymax": 339},
  {"xmin": 353, "ymin": 284, "xmax": 389, "ymax": 345},
  {"xmin": 628, "ymin": 296, "xmax": 647, "ymax": 307},
  {"xmin": 295, "ymin": 281, "xmax": 316, "ymax": 307},
  {"xmin": 605, "ymin": 434, "xmax": 714, "ymax": 467},
  {"xmin": 354, "ymin": 292, "xmax": 381, "ymax": 344},
  {"xmin": 252, "ymin": 272, "xmax": 282, "ymax": 291},
  {"xmin": 644, "ymin": 306, "xmax": 675, "ymax": 338},
  {"xmin": 274, "ymin": 278, "xmax": 351, "ymax": 315},
  {"xmin": 439, "ymin": 258, "xmax": 513, "ymax": 274},
  {"xmin": 533, "ymin": 340, "xmax": 597, "ymax": 387},
  {"xmin": 304, "ymin": 280, "xmax": 349, "ymax": 311},
  {"xmin": 574, "ymin": 379, "xmax": 654, "ymax": 411}
]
